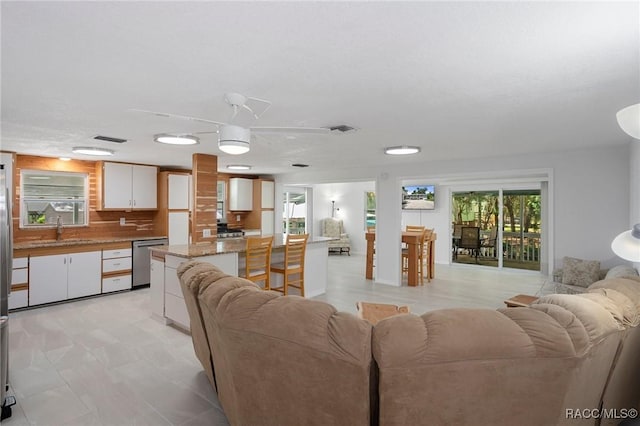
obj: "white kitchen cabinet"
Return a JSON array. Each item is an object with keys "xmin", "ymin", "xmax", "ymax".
[
  {"xmin": 159, "ymin": 172, "xmax": 191, "ymax": 245},
  {"xmin": 261, "ymin": 180, "xmax": 275, "ymax": 209},
  {"xmin": 30, "ymin": 251, "xmax": 101, "ymax": 305},
  {"xmin": 150, "ymin": 256, "xmax": 165, "ymax": 320},
  {"xmin": 162, "ymin": 253, "xmax": 237, "ymax": 330},
  {"xmin": 101, "ymin": 162, "xmax": 158, "ymax": 210},
  {"xmin": 101, "ymin": 245, "xmax": 132, "ymax": 293},
  {"xmin": 168, "ymin": 211, "xmax": 190, "ymax": 245},
  {"xmin": 246, "ymin": 179, "xmax": 275, "ymax": 235},
  {"xmin": 8, "ymin": 257, "xmax": 28, "ymax": 310},
  {"xmin": 168, "ymin": 174, "xmax": 190, "ymax": 210},
  {"xmin": 131, "ymin": 165, "xmax": 158, "ymax": 209},
  {"xmin": 229, "ymin": 178, "xmax": 253, "ymax": 211},
  {"xmin": 261, "ymin": 210, "xmax": 275, "ymax": 235},
  {"xmin": 68, "ymin": 251, "xmax": 102, "ymax": 298}
]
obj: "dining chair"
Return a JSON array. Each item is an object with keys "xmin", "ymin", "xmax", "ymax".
[
  {"xmin": 459, "ymin": 226, "xmax": 481, "ymax": 263},
  {"xmin": 452, "ymin": 223, "xmax": 464, "ymax": 259},
  {"xmin": 271, "ymin": 234, "xmax": 309, "ymax": 296},
  {"xmin": 481, "ymin": 227, "xmax": 498, "ymax": 258},
  {"xmin": 403, "ymin": 225, "xmax": 426, "ymax": 252},
  {"xmin": 243, "ymin": 236, "xmax": 273, "ymax": 290}
]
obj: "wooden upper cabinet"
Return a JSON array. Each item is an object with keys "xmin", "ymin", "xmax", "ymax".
[{"xmin": 97, "ymin": 161, "xmax": 158, "ymax": 210}]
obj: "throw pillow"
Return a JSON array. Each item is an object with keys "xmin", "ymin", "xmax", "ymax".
[
  {"xmin": 562, "ymin": 256, "xmax": 600, "ymax": 288},
  {"xmin": 605, "ymin": 265, "xmax": 640, "ymax": 280}
]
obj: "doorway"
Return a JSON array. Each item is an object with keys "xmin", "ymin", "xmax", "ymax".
[
  {"xmin": 452, "ymin": 189, "xmax": 541, "ymax": 271},
  {"xmin": 283, "ymin": 189, "xmax": 308, "ymax": 235}
]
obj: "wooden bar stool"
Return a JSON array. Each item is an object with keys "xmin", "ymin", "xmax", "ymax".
[
  {"xmin": 402, "ymin": 228, "xmax": 433, "ymax": 284},
  {"xmin": 243, "ymin": 236, "xmax": 273, "ymax": 290},
  {"xmin": 271, "ymin": 234, "xmax": 309, "ymax": 296}
]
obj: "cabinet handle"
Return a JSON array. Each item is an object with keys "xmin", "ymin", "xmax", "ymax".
[
  {"xmin": 133, "ymin": 200, "xmax": 136, "ymax": 206},
  {"xmin": 113, "ymin": 279, "xmax": 120, "ymax": 282},
  {"xmin": 129, "ymin": 200, "xmax": 132, "ymax": 206},
  {"xmin": 69, "ymin": 257, "xmax": 72, "ymax": 264},
  {"xmin": 113, "ymin": 263, "xmax": 120, "ymax": 266},
  {"xmin": 113, "ymin": 251, "xmax": 120, "ymax": 255},
  {"xmin": 64, "ymin": 258, "xmax": 66, "ymax": 265}
]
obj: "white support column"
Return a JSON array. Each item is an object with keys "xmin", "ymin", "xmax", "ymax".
[{"xmin": 375, "ymin": 172, "xmax": 402, "ymax": 286}]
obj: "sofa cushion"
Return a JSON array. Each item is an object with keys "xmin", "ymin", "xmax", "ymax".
[
  {"xmin": 605, "ymin": 265, "xmax": 640, "ymax": 280},
  {"xmin": 533, "ymin": 293, "xmax": 623, "ymax": 340},
  {"xmin": 586, "ymin": 288, "xmax": 639, "ymax": 327},
  {"xmin": 562, "ymin": 256, "xmax": 601, "ymax": 288},
  {"xmin": 590, "ymin": 277, "xmax": 640, "ymax": 314}
]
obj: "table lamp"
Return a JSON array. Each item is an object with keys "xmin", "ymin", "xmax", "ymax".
[{"xmin": 611, "ymin": 224, "xmax": 640, "ymax": 262}]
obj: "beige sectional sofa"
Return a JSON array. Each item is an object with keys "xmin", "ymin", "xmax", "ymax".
[{"xmin": 177, "ymin": 261, "xmax": 640, "ymax": 426}]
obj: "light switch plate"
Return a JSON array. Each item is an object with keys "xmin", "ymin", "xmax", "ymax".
[
  {"xmin": 120, "ymin": 217, "xmax": 125, "ymax": 226},
  {"xmin": 203, "ymin": 229, "xmax": 211, "ymax": 238}
]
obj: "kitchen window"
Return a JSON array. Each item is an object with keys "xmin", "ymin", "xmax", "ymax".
[
  {"xmin": 20, "ymin": 170, "xmax": 89, "ymax": 228},
  {"xmin": 217, "ymin": 181, "xmax": 226, "ymax": 220}
]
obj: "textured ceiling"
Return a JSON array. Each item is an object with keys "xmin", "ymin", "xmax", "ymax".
[{"xmin": 1, "ymin": 1, "xmax": 638, "ymax": 176}]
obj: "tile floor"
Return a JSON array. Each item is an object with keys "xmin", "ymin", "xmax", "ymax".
[{"xmin": 4, "ymin": 254, "xmax": 546, "ymax": 425}]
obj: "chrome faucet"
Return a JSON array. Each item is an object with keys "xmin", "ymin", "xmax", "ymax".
[{"xmin": 56, "ymin": 215, "xmax": 63, "ymax": 240}]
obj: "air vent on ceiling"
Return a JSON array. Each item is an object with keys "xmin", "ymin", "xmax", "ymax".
[
  {"xmin": 93, "ymin": 135, "xmax": 128, "ymax": 143},
  {"xmin": 328, "ymin": 125, "xmax": 357, "ymax": 133},
  {"xmin": 291, "ymin": 163, "xmax": 309, "ymax": 168}
]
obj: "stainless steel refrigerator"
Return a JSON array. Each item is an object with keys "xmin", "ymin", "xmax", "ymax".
[{"xmin": 1, "ymin": 163, "xmax": 15, "ymax": 420}]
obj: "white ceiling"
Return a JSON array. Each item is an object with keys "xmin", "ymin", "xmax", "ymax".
[{"xmin": 2, "ymin": 1, "xmax": 639, "ymax": 176}]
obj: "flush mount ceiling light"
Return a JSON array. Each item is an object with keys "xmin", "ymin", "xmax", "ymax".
[
  {"xmin": 72, "ymin": 147, "xmax": 114, "ymax": 156},
  {"xmin": 384, "ymin": 146, "xmax": 421, "ymax": 155},
  {"xmin": 218, "ymin": 125, "xmax": 250, "ymax": 155},
  {"xmin": 59, "ymin": 157, "xmax": 71, "ymax": 161},
  {"xmin": 226, "ymin": 165, "xmax": 252, "ymax": 170},
  {"xmin": 154, "ymin": 134, "xmax": 199, "ymax": 145},
  {"xmin": 616, "ymin": 103, "xmax": 640, "ymax": 139}
]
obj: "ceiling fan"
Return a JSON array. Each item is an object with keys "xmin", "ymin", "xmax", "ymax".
[{"xmin": 131, "ymin": 93, "xmax": 330, "ymax": 155}]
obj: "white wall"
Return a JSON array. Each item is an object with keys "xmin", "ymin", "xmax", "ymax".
[
  {"xmin": 312, "ymin": 181, "xmax": 374, "ymax": 255},
  {"xmin": 278, "ymin": 145, "xmax": 630, "ymax": 280}
]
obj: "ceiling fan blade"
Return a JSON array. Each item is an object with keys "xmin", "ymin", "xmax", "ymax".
[
  {"xmin": 191, "ymin": 130, "xmax": 219, "ymax": 135},
  {"xmin": 128, "ymin": 109, "xmax": 226, "ymax": 126},
  {"xmin": 251, "ymin": 126, "xmax": 330, "ymax": 134}
]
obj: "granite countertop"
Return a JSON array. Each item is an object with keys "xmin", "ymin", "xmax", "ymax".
[
  {"xmin": 150, "ymin": 234, "xmax": 335, "ymax": 258},
  {"xmin": 14, "ymin": 235, "xmax": 168, "ymax": 250}
]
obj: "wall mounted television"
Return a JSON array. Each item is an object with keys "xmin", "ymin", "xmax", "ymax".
[{"xmin": 402, "ymin": 185, "xmax": 435, "ymax": 210}]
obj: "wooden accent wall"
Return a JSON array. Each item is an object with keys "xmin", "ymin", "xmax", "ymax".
[
  {"xmin": 12, "ymin": 155, "xmax": 161, "ymax": 244},
  {"xmin": 191, "ymin": 154, "xmax": 217, "ymax": 244}
]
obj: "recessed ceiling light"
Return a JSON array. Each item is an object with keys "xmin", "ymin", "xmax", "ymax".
[
  {"xmin": 384, "ymin": 145, "xmax": 421, "ymax": 155},
  {"xmin": 72, "ymin": 147, "xmax": 114, "ymax": 156},
  {"xmin": 226, "ymin": 165, "xmax": 252, "ymax": 170},
  {"xmin": 154, "ymin": 134, "xmax": 199, "ymax": 145},
  {"xmin": 59, "ymin": 157, "xmax": 71, "ymax": 161}
]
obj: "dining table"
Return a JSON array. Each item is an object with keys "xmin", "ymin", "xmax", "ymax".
[{"xmin": 365, "ymin": 230, "xmax": 437, "ymax": 286}]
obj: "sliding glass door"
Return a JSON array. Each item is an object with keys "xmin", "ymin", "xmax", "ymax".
[
  {"xmin": 452, "ymin": 188, "xmax": 541, "ymax": 271},
  {"xmin": 502, "ymin": 190, "xmax": 541, "ymax": 270}
]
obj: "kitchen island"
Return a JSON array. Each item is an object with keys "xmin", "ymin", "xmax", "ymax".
[{"xmin": 149, "ymin": 234, "xmax": 334, "ymax": 330}]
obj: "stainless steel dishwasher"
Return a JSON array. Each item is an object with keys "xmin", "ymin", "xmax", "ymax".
[{"xmin": 132, "ymin": 238, "xmax": 168, "ymax": 287}]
